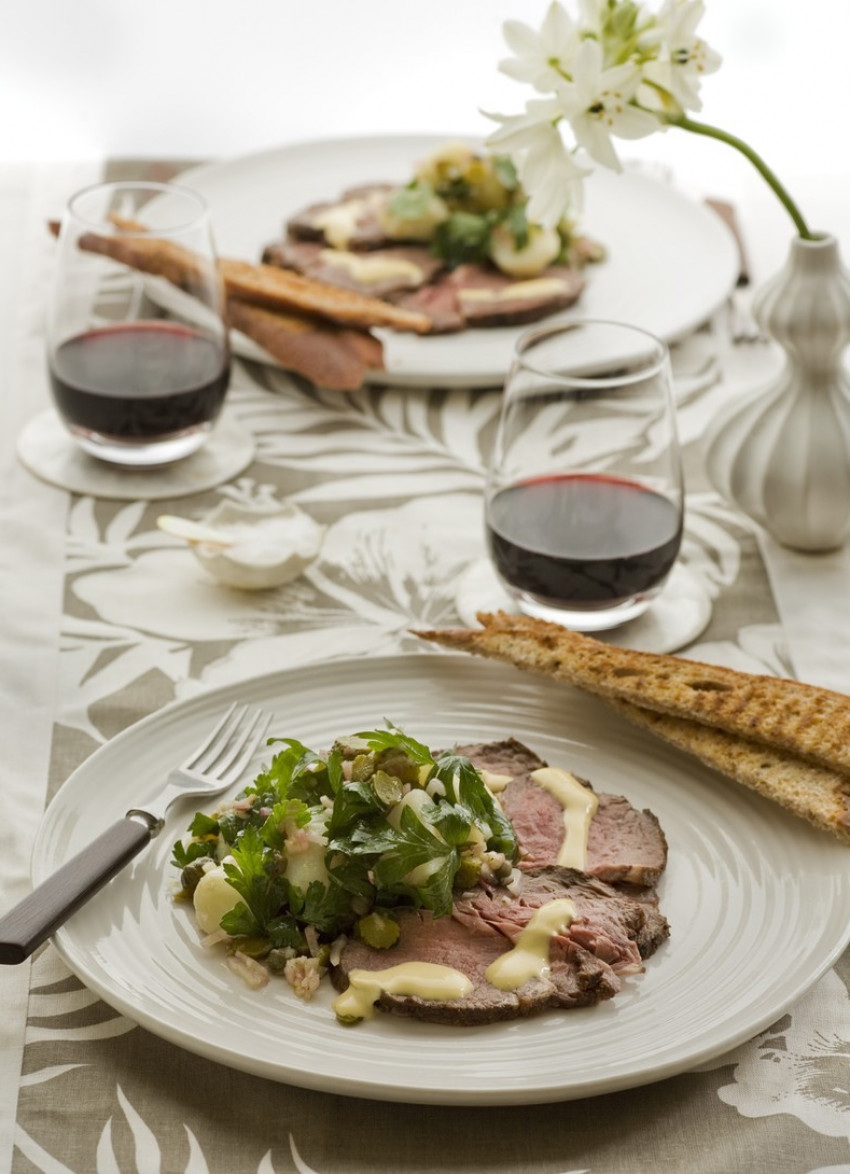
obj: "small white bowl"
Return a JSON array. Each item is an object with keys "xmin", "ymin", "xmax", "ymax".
[{"xmin": 187, "ymin": 500, "xmax": 325, "ymax": 590}]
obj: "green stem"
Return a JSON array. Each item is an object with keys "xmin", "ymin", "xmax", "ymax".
[{"xmin": 671, "ymin": 115, "xmax": 813, "ymax": 240}]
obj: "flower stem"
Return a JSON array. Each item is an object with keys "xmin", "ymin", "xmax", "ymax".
[{"xmin": 671, "ymin": 115, "xmax": 813, "ymax": 240}]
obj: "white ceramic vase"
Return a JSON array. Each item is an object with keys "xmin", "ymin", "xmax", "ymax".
[{"xmin": 704, "ymin": 233, "xmax": 850, "ymax": 551}]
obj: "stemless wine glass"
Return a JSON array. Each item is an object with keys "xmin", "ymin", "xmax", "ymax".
[
  {"xmin": 485, "ymin": 319, "xmax": 684, "ymax": 631},
  {"xmin": 46, "ymin": 180, "xmax": 231, "ymax": 467}
]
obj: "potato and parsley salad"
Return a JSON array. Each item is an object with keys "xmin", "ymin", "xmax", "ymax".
[
  {"xmin": 172, "ymin": 724, "xmax": 520, "ymax": 997},
  {"xmin": 387, "ymin": 140, "xmax": 604, "ymax": 278}
]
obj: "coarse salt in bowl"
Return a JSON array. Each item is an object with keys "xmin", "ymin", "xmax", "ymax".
[{"xmin": 191, "ymin": 500, "xmax": 325, "ymax": 590}]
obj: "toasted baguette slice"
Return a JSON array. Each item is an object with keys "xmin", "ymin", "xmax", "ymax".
[
  {"xmin": 226, "ymin": 299, "xmax": 382, "ymax": 391},
  {"xmin": 609, "ymin": 699, "xmax": 850, "ymax": 844},
  {"xmin": 415, "ymin": 611, "xmax": 850, "ymax": 778},
  {"xmin": 219, "ymin": 259, "xmax": 430, "ymax": 335}
]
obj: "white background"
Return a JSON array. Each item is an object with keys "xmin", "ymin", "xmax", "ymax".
[{"xmin": 3, "ymin": 0, "xmax": 850, "ymax": 265}]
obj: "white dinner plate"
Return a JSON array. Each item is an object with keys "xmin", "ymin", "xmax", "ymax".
[
  {"xmin": 33, "ymin": 654, "xmax": 850, "ymax": 1105},
  {"xmin": 163, "ymin": 134, "xmax": 739, "ymax": 388}
]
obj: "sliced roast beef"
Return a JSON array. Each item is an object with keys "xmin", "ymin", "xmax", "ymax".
[
  {"xmin": 263, "ymin": 240, "xmax": 443, "ymax": 298},
  {"xmin": 333, "ymin": 908, "xmax": 532, "ymax": 1024},
  {"xmin": 332, "ymin": 866, "xmax": 667, "ymax": 1024},
  {"xmin": 384, "ymin": 276, "xmax": 465, "ymax": 333},
  {"xmin": 390, "ymin": 264, "xmax": 587, "ymax": 332},
  {"xmin": 453, "ymin": 867, "xmax": 668, "ymax": 967},
  {"xmin": 585, "ymin": 795, "xmax": 668, "ymax": 888},
  {"xmin": 447, "ymin": 263, "xmax": 585, "ymax": 327},
  {"xmin": 286, "ymin": 184, "xmax": 398, "ymax": 250},
  {"xmin": 457, "ymin": 738, "xmax": 669, "ymax": 889}
]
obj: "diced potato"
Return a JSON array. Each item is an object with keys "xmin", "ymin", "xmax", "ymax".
[{"xmin": 193, "ymin": 863, "xmax": 242, "ymax": 935}]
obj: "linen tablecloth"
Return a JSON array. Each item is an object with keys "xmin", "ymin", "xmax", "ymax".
[{"xmin": 3, "ymin": 158, "xmax": 850, "ymax": 1174}]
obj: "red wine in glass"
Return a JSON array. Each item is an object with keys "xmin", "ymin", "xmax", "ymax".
[
  {"xmin": 47, "ymin": 179, "xmax": 231, "ymax": 467},
  {"xmin": 486, "ymin": 472, "xmax": 683, "ymax": 609},
  {"xmin": 50, "ymin": 322, "xmax": 230, "ymax": 442}
]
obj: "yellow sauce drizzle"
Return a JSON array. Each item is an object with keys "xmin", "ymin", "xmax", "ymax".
[
  {"xmin": 319, "ymin": 249, "xmax": 423, "ymax": 286},
  {"xmin": 484, "ymin": 898, "xmax": 576, "ymax": 991},
  {"xmin": 456, "ymin": 277, "xmax": 569, "ymax": 304},
  {"xmin": 314, "ymin": 198, "xmax": 367, "ymax": 249},
  {"xmin": 480, "ymin": 769, "xmax": 513, "ymax": 794},
  {"xmin": 530, "ymin": 767, "xmax": 599, "ymax": 870},
  {"xmin": 332, "ymin": 962, "xmax": 473, "ymax": 1022},
  {"xmin": 314, "ymin": 191, "xmax": 387, "ymax": 249}
]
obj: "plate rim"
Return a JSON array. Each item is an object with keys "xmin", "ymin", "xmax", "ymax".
[
  {"xmin": 33, "ymin": 652, "xmax": 850, "ymax": 1105},
  {"xmin": 166, "ymin": 132, "xmax": 740, "ymax": 389}
]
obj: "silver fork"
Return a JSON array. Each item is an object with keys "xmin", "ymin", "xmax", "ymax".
[{"xmin": 0, "ymin": 702, "xmax": 272, "ymax": 964}]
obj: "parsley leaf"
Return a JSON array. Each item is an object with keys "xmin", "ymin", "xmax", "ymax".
[
  {"xmin": 170, "ymin": 837, "xmax": 218, "ymax": 870},
  {"xmin": 188, "ymin": 812, "xmax": 219, "ymax": 837},
  {"xmin": 433, "ymin": 753, "xmax": 519, "ymax": 861},
  {"xmin": 248, "ymin": 739, "xmax": 333, "ymax": 808},
  {"xmin": 504, "ymin": 203, "xmax": 531, "ymax": 251},
  {"xmin": 222, "ymin": 825, "xmax": 288, "ymax": 934},
  {"xmin": 370, "ymin": 804, "xmax": 460, "ymax": 918},
  {"xmin": 431, "ymin": 211, "xmax": 496, "ymax": 267},
  {"xmin": 259, "ymin": 798, "xmax": 312, "ymax": 851},
  {"xmin": 387, "ymin": 181, "xmax": 437, "ymax": 221},
  {"xmin": 289, "ymin": 878, "xmax": 355, "ymax": 936},
  {"xmin": 326, "ymin": 781, "xmax": 386, "ymax": 838},
  {"xmin": 356, "ymin": 722, "xmax": 435, "ymax": 767}
]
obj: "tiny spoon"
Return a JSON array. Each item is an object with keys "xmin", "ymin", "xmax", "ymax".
[{"xmin": 156, "ymin": 514, "xmax": 234, "ymax": 548}]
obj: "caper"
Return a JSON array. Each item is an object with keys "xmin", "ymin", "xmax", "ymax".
[
  {"xmin": 371, "ymin": 770, "xmax": 404, "ymax": 806},
  {"xmin": 227, "ymin": 936, "xmax": 270, "ymax": 959},
  {"xmin": 267, "ymin": 947, "xmax": 296, "ymax": 973},
  {"xmin": 356, "ymin": 911, "xmax": 400, "ymax": 949},
  {"xmin": 335, "ymin": 1013, "xmax": 364, "ymax": 1027},
  {"xmin": 180, "ymin": 859, "xmax": 209, "ymax": 897},
  {"xmin": 375, "ymin": 748, "xmax": 421, "ymax": 785},
  {"xmin": 453, "ymin": 855, "xmax": 482, "ymax": 891},
  {"xmin": 350, "ymin": 752, "xmax": 376, "ymax": 782},
  {"xmin": 331, "ymin": 735, "xmax": 371, "ymax": 759}
]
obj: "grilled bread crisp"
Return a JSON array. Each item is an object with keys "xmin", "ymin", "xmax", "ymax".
[
  {"xmin": 414, "ymin": 611, "xmax": 850, "ymax": 843},
  {"xmin": 49, "ymin": 218, "xmax": 431, "ymax": 336},
  {"xmin": 417, "ymin": 611, "xmax": 850, "ymax": 776},
  {"xmin": 607, "ymin": 699, "xmax": 850, "ymax": 842},
  {"xmin": 226, "ymin": 300, "xmax": 384, "ymax": 391},
  {"xmin": 219, "ymin": 259, "xmax": 430, "ymax": 334}
]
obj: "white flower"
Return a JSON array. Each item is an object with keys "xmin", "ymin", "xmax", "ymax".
[
  {"xmin": 557, "ymin": 38, "xmax": 662, "ymax": 170},
  {"xmin": 499, "ymin": 1, "xmax": 580, "ymax": 91},
  {"xmin": 639, "ymin": 0, "xmax": 721, "ymax": 113},
  {"xmin": 574, "ymin": 0, "xmax": 606, "ymax": 35},
  {"xmin": 485, "ymin": 101, "xmax": 590, "ymax": 226}
]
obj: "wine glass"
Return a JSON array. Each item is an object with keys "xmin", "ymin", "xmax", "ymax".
[
  {"xmin": 484, "ymin": 319, "xmax": 684, "ymax": 631},
  {"xmin": 46, "ymin": 180, "xmax": 230, "ymax": 467}
]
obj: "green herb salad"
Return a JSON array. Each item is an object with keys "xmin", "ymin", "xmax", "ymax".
[
  {"xmin": 385, "ymin": 140, "xmax": 605, "ymax": 277},
  {"xmin": 172, "ymin": 723, "xmax": 520, "ymax": 998}
]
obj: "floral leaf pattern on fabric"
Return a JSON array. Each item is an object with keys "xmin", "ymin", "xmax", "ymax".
[
  {"xmin": 14, "ymin": 302, "xmax": 824, "ymax": 1174},
  {"xmin": 704, "ymin": 970, "xmax": 850, "ymax": 1141}
]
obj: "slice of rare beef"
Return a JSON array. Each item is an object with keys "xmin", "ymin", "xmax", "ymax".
[
  {"xmin": 263, "ymin": 240, "xmax": 444, "ymax": 298},
  {"xmin": 386, "ymin": 277, "xmax": 466, "ymax": 334},
  {"xmin": 332, "ymin": 866, "xmax": 667, "ymax": 1024},
  {"xmin": 457, "ymin": 738, "xmax": 668, "ymax": 889},
  {"xmin": 286, "ymin": 184, "xmax": 403, "ymax": 251},
  {"xmin": 453, "ymin": 867, "xmax": 669, "ymax": 967},
  {"xmin": 447, "ymin": 263, "xmax": 585, "ymax": 327}
]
